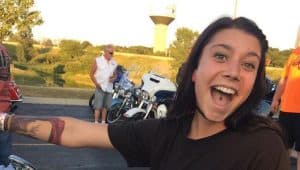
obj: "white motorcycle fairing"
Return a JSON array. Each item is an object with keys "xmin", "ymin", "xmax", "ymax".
[
  {"xmin": 124, "ymin": 108, "xmax": 146, "ymax": 118},
  {"xmin": 141, "ymin": 73, "xmax": 177, "ymax": 97}
]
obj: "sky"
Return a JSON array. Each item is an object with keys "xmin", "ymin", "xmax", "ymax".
[{"xmin": 32, "ymin": 0, "xmax": 300, "ymax": 50}]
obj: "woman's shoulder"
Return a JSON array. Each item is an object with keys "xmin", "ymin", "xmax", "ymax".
[
  {"xmin": 241, "ymin": 126, "xmax": 286, "ymax": 151},
  {"xmin": 249, "ymin": 127, "xmax": 281, "ymax": 139}
]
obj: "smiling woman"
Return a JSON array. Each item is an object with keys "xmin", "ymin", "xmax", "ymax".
[
  {"xmin": 0, "ymin": 16, "xmax": 290, "ymax": 170},
  {"xmin": 191, "ymin": 29, "xmax": 261, "ymax": 123}
]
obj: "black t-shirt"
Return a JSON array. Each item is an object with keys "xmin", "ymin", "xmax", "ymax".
[{"xmin": 108, "ymin": 116, "xmax": 290, "ymax": 170}]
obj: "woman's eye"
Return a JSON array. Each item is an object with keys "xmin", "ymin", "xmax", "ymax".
[
  {"xmin": 243, "ymin": 63, "xmax": 256, "ymax": 71},
  {"xmin": 214, "ymin": 53, "xmax": 227, "ymax": 62}
]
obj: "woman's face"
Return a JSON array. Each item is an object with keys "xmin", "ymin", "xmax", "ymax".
[{"xmin": 192, "ymin": 28, "xmax": 261, "ymax": 122}]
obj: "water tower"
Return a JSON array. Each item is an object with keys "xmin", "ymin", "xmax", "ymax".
[{"xmin": 149, "ymin": 2, "xmax": 176, "ymax": 54}]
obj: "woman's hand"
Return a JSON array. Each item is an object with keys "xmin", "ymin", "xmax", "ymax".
[{"xmin": 0, "ymin": 112, "xmax": 7, "ymax": 131}]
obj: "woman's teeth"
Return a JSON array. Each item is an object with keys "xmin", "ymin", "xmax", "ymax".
[{"xmin": 214, "ymin": 86, "xmax": 236, "ymax": 95}]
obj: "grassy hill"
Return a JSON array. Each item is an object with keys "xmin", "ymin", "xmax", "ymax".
[{"xmin": 11, "ymin": 51, "xmax": 175, "ymax": 88}]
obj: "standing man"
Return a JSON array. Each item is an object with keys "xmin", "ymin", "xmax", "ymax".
[
  {"xmin": 90, "ymin": 44, "xmax": 117, "ymax": 123},
  {"xmin": 271, "ymin": 47, "xmax": 300, "ymax": 170}
]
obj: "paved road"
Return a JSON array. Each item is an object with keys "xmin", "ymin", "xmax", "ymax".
[{"xmin": 11, "ymin": 103, "xmax": 147, "ymax": 170}]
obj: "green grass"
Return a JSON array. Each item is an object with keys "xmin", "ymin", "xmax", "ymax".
[
  {"xmin": 19, "ymin": 85, "xmax": 94, "ymax": 99},
  {"xmin": 266, "ymin": 67, "xmax": 283, "ymax": 83}
]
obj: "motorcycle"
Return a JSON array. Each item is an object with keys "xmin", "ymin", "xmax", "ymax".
[
  {"xmin": 123, "ymin": 72, "xmax": 177, "ymax": 121},
  {"xmin": 106, "ymin": 86, "xmax": 140, "ymax": 123}
]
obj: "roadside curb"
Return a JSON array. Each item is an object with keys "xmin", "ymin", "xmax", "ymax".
[{"xmin": 23, "ymin": 96, "xmax": 89, "ymax": 106}]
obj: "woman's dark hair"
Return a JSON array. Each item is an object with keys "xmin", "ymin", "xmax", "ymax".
[{"xmin": 167, "ymin": 16, "xmax": 278, "ymax": 131}]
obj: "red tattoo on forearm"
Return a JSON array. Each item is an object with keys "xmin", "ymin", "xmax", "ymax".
[
  {"xmin": 9, "ymin": 116, "xmax": 65, "ymax": 145},
  {"xmin": 48, "ymin": 118, "xmax": 65, "ymax": 144}
]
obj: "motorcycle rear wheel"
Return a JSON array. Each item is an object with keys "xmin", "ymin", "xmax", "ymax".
[{"xmin": 106, "ymin": 103, "xmax": 126, "ymax": 124}]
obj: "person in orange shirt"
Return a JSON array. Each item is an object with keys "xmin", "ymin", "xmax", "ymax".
[{"xmin": 271, "ymin": 47, "xmax": 300, "ymax": 170}]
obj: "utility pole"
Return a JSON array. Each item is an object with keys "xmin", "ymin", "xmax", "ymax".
[
  {"xmin": 295, "ymin": 25, "xmax": 300, "ymax": 48},
  {"xmin": 233, "ymin": 0, "xmax": 238, "ymax": 18}
]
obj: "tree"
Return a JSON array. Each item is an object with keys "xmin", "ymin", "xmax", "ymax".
[
  {"xmin": 169, "ymin": 27, "xmax": 199, "ymax": 70},
  {"xmin": 59, "ymin": 40, "xmax": 84, "ymax": 59},
  {"xmin": 80, "ymin": 41, "xmax": 93, "ymax": 49},
  {"xmin": 0, "ymin": 0, "xmax": 43, "ymax": 42},
  {"xmin": 267, "ymin": 47, "xmax": 291, "ymax": 67},
  {"xmin": 41, "ymin": 38, "xmax": 54, "ymax": 47}
]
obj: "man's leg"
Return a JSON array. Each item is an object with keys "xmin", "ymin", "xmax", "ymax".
[
  {"xmin": 93, "ymin": 88, "xmax": 105, "ymax": 123},
  {"xmin": 94, "ymin": 109, "xmax": 100, "ymax": 123},
  {"xmin": 101, "ymin": 92, "xmax": 113, "ymax": 123},
  {"xmin": 101, "ymin": 108, "xmax": 107, "ymax": 123}
]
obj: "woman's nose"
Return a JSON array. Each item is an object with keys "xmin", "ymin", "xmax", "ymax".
[{"xmin": 223, "ymin": 61, "xmax": 240, "ymax": 81}]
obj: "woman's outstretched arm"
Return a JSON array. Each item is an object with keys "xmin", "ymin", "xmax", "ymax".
[{"xmin": 0, "ymin": 113, "xmax": 113, "ymax": 148}]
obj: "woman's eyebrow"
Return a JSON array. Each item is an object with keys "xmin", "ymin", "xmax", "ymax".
[
  {"xmin": 211, "ymin": 44, "xmax": 232, "ymax": 50},
  {"xmin": 211, "ymin": 43, "xmax": 260, "ymax": 59}
]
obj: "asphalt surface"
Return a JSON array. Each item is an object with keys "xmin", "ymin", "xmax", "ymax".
[
  {"xmin": 12, "ymin": 100, "xmax": 147, "ymax": 170},
  {"xmin": 22, "ymin": 96, "xmax": 89, "ymax": 106},
  {"xmin": 13, "ymin": 97, "xmax": 297, "ymax": 170}
]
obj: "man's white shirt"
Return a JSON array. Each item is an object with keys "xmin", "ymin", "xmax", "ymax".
[{"xmin": 94, "ymin": 56, "xmax": 117, "ymax": 93}]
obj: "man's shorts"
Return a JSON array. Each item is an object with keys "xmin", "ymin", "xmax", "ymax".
[
  {"xmin": 94, "ymin": 88, "xmax": 112, "ymax": 110},
  {"xmin": 279, "ymin": 111, "xmax": 300, "ymax": 151}
]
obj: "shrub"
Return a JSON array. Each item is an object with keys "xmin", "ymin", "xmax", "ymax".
[
  {"xmin": 30, "ymin": 53, "xmax": 60, "ymax": 64},
  {"xmin": 37, "ymin": 47, "xmax": 52, "ymax": 54},
  {"xmin": 16, "ymin": 44, "xmax": 26, "ymax": 62},
  {"xmin": 13, "ymin": 74, "xmax": 46, "ymax": 86},
  {"xmin": 14, "ymin": 63, "xmax": 28, "ymax": 70},
  {"xmin": 3, "ymin": 43, "xmax": 25, "ymax": 62},
  {"xmin": 59, "ymin": 40, "xmax": 83, "ymax": 59},
  {"xmin": 30, "ymin": 55, "xmax": 47, "ymax": 64},
  {"xmin": 53, "ymin": 64, "xmax": 65, "ymax": 74},
  {"xmin": 3, "ymin": 43, "xmax": 17, "ymax": 60}
]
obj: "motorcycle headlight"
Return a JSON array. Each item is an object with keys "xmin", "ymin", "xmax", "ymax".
[
  {"xmin": 142, "ymin": 91, "xmax": 149, "ymax": 100},
  {"xmin": 151, "ymin": 96, "xmax": 156, "ymax": 102},
  {"xmin": 157, "ymin": 104, "xmax": 167, "ymax": 118},
  {"xmin": 119, "ymin": 89, "xmax": 125, "ymax": 96},
  {"xmin": 114, "ymin": 83, "xmax": 120, "ymax": 90},
  {"xmin": 125, "ymin": 91, "xmax": 132, "ymax": 97},
  {"xmin": 134, "ymin": 88, "xmax": 141, "ymax": 96}
]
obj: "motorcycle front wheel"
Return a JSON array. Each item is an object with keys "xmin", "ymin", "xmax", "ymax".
[
  {"xmin": 106, "ymin": 103, "xmax": 126, "ymax": 124},
  {"xmin": 89, "ymin": 94, "xmax": 95, "ymax": 110}
]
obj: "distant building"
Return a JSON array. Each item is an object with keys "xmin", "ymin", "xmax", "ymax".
[{"xmin": 149, "ymin": 2, "xmax": 176, "ymax": 54}]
